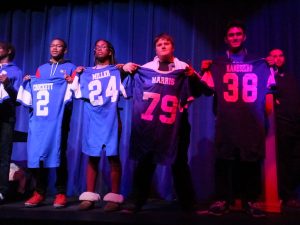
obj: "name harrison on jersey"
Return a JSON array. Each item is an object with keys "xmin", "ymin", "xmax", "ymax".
[
  {"xmin": 33, "ymin": 83, "xmax": 53, "ymax": 91},
  {"xmin": 152, "ymin": 76, "xmax": 175, "ymax": 85},
  {"xmin": 226, "ymin": 64, "xmax": 253, "ymax": 73}
]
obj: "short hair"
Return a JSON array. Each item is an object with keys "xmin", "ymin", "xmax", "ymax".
[
  {"xmin": 51, "ymin": 38, "xmax": 67, "ymax": 49},
  {"xmin": 225, "ymin": 20, "xmax": 246, "ymax": 36},
  {"xmin": 154, "ymin": 33, "xmax": 174, "ymax": 47},
  {"xmin": 94, "ymin": 39, "xmax": 116, "ymax": 65},
  {"xmin": 0, "ymin": 41, "xmax": 16, "ymax": 61}
]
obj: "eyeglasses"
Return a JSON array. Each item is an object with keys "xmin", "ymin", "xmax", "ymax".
[
  {"xmin": 94, "ymin": 46, "xmax": 108, "ymax": 51},
  {"xmin": 50, "ymin": 44, "xmax": 64, "ymax": 48}
]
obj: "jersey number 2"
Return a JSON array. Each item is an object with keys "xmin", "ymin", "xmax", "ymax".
[{"xmin": 36, "ymin": 90, "xmax": 49, "ymax": 116}]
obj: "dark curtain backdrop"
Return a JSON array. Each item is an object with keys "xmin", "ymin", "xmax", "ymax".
[{"xmin": 1, "ymin": 0, "xmax": 299, "ymax": 201}]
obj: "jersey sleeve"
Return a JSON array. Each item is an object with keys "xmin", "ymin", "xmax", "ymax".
[
  {"xmin": 16, "ymin": 79, "xmax": 32, "ymax": 107},
  {"xmin": 0, "ymin": 83, "xmax": 9, "ymax": 103},
  {"xmin": 64, "ymin": 83, "xmax": 73, "ymax": 103},
  {"xmin": 70, "ymin": 74, "xmax": 82, "ymax": 99},
  {"xmin": 121, "ymin": 74, "xmax": 133, "ymax": 98},
  {"xmin": 267, "ymin": 67, "xmax": 276, "ymax": 89}
]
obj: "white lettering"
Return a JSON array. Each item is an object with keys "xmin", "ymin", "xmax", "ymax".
[
  {"xmin": 33, "ymin": 83, "xmax": 53, "ymax": 91},
  {"xmin": 92, "ymin": 70, "xmax": 111, "ymax": 80},
  {"xmin": 152, "ymin": 76, "xmax": 175, "ymax": 85},
  {"xmin": 226, "ymin": 64, "xmax": 253, "ymax": 73}
]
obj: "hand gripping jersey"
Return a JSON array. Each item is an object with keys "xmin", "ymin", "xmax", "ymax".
[
  {"xmin": 17, "ymin": 77, "xmax": 72, "ymax": 168},
  {"xmin": 211, "ymin": 58, "xmax": 273, "ymax": 161},
  {"xmin": 129, "ymin": 67, "xmax": 193, "ymax": 165},
  {"xmin": 72, "ymin": 65, "xmax": 126, "ymax": 156}
]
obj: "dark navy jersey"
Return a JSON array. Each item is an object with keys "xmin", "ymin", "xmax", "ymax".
[
  {"xmin": 211, "ymin": 58, "xmax": 273, "ymax": 161},
  {"xmin": 17, "ymin": 76, "xmax": 72, "ymax": 168},
  {"xmin": 129, "ymin": 67, "xmax": 193, "ymax": 164},
  {"xmin": 274, "ymin": 72, "xmax": 300, "ymax": 134},
  {"xmin": 72, "ymin": 65, "xmax": 126, "ymax": 156}
]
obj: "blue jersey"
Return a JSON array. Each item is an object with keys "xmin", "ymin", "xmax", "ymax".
[
  {"xmin": 129, "ymin": 67, "xmax": 192, "ymax": 165},
  {"xmin": 0, "ymin": 63, "xmax": 23, "ymax": 122},
  {"xmin": 17, "ymin": 77, "xmax": 72, "ymax": 168},
  {"xmin": 72, "ymin": 65, "xmax": 126, "ymax": 156},
  {"xmin": 211, "ymin": 58, "xmax": 273, "ymax": 160}
]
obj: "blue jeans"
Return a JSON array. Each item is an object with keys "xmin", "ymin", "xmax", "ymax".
[{"xmin": 0, "ymin": 121, "xmax": 14, "ymax": 196}]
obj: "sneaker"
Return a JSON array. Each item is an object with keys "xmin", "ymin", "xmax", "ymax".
[
  {"xmin": 245, "ymin": 202, "xmax": 266, "ymax": 218},
  {"xmin": 78, "ymin": 200, "xmax": 94, "ymax": 210},
  {"xmin": 53, "ymin": 194, "xmax": 67, "ymax": 208},
  {"xmin": 103, "ymin": 201, "xmax": 120, "ymax": 212},
  {"xmin": 208, "ymin": 201, "xmax": 230, "ymax": 216},
  {"xmin": 25, "ymin": 191, "xmax": 45, "ymax": 207}
]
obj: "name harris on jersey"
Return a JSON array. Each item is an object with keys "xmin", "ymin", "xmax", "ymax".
[{"xmin": 152, "ymin": 76, "xmax": 175, "ymax": 85}]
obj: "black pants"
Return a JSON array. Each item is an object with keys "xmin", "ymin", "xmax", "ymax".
[
  {"xmin": 0, "ymin": 121, "xmax": 14, "ymax": 196},
  {"xmin": 31, "ymin": 148, "xmax": 68, "ymax": 195},
  {"xmin": 214, "ymin": 158, "xmax": 262, "ymax": 206},
  {"xmin": 172, "ymin": 110, "xmax": 196, "ymax": 209},
  {"xmin": 277, "ymin": 128, "xmax": 300, "ymax": 201},
  {"xmin": 129, "ymin": 111, "xmax": 196, "ymax": 210}
]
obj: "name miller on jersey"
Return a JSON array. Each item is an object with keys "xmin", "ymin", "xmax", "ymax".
[
  {"xmin": 92, "ymin": 70, "xmax": 110, "ymax": 80},
  {"xmin": 226, "ymin": 64, "xmax": 253, "ymax": 73},
  {"xmin": 152, "ymin": 76, "xmax": 175, "ymax": 85},
  {"xmin": 33, "ymin": 83, "xmax": 53, "ymax": 91}
]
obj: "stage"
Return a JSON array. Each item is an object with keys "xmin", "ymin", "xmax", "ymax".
[{"xmin": 0, "ymin": 197, "xmax": 299, "ymax": 225}]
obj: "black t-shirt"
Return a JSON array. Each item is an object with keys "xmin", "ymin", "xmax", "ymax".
[{"xmin": 274, "ymin": 71, "xmax": 300, "ymax": 134}]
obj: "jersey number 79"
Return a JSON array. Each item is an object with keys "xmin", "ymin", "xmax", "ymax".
[{"xmin": 141, "ymin": 91, "xmax": 178, "ymax": 125}]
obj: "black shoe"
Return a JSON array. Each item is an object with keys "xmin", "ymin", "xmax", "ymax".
[
  {"xmin": 120, "ymin": 201, "xmax": 142, "ymax": 213},
  {"xmin": 245, "ymin": 202, "xmax": 266, "ymax": 218},
  {"xmin": 179, "ymin": 199, "xmax": 198, "ymax": 212},
  {"xmin": 181, "ymin": 204, "xmax": 197, "ymax": 213},
  {"xmin": 208, "ymin": 201, "xmax": 230, "ymax": 216}
]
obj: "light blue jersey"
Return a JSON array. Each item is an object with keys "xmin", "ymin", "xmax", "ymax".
[
  {"xmin": 17, "ymin": 77, "xmax": 72, "ymax": 168},
  {"xmin": 72, "ymin": 65, "xmax": 126, "ymax": 156}
]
